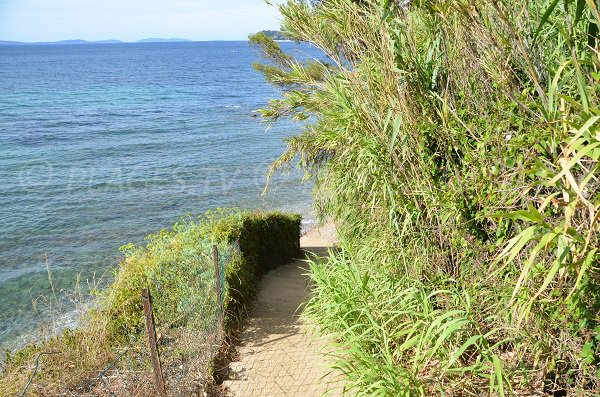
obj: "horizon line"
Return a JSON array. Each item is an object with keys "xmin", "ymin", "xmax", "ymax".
[
  {"xmin": 0, "ymin": 38, "xmax": 251, "ymax": 44},
  {"xmin": 0, "ymin": 32, "xmax": 287, "ymax": 45}
]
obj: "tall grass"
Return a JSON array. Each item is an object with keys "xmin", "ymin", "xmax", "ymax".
[
  {"xmin": 252, "ymin": 0, "xmax": 599, "ymax": 394},
  {"xmin": 304, "ymin": 251, "xmax": 514, "ymax": 396}
]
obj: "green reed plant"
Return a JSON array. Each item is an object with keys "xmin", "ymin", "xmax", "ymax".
[
  {"xmin": 253, "ymin": 0, "xmax": 599, "ymax": 394},
  {"xmin": 304, "ymin": 250, "xmax": 516, "ymax": 396}
]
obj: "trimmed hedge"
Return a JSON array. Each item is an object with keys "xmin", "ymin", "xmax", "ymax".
[{"xmin": 220, "ymin": 211, "xmax": 302, "ymax": 323}]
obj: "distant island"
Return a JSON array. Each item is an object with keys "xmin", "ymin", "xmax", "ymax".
[
  {"xmin": 258, "ymin": 30, "xmax": 288, "ymax": 41},
  {"xmin": 0, "ymin": 35, "xmax": 292, "ymax": 45},
  {"xmin": 0, "ymin": 38, "xmax": 194, "ymax": 45}
]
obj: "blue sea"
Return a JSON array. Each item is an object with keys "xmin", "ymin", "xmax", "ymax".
[{"xmin": 0, "ymin": 41, "xmax": 315, "ymax": 353}]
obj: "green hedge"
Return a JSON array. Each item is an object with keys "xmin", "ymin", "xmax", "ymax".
[
  {"xmin": 220, "ymin": 211, "xmax": 302, "ymax": 324},
  {"xmin": 100, "ymin": 210, "xmax": 302, "ymax": 334}
]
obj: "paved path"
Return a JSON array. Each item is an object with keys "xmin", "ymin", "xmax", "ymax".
[{"xmin": 223, "ymin": 227, "xmax": 346, "ymax": 397}]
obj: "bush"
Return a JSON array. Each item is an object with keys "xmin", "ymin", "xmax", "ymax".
[
  {"xmin": 221, "ymin": 211, "xmax": 302, "ymax": 323},
  {"xmin": 100, "ymin": 209, "xmax": 300, "ymax": 340}
]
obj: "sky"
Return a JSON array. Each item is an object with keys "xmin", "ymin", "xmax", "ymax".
[{"xmin": 0, "ymin": 0, "xmax": 283, "ymax": 42}]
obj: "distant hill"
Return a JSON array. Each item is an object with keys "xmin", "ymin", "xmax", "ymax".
[
  {"xmin": 21, "ymin": 39, "xmax": 123, "ymax": 45},
  {"xmin": 44, "ymin": 39, "xmax": 126, "ymax": 45},
  {"xmin": 136, "ymin": 38, "xmax": 193, "ymax": 43},
  {"xmin": 258, "ymin": 30, "xmax": 288, "ymax": 41}
]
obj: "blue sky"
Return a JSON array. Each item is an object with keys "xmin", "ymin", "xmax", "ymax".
[{"xmin": 0, "ymin": 0, "xmax": 283, "ymax": 42}]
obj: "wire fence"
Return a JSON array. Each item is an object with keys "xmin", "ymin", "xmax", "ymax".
[{"xmin": 16, "ymin": 241, "xmax": 237, "ymax": 397}]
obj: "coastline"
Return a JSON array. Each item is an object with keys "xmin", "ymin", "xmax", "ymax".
[{"xmin": 300, "ymin": 221, "xmax": 337, "ymax": 247}]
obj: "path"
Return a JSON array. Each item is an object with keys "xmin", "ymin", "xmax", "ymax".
[{"xmin": 223, "ymin": 225, "xmax": 346, "ymax": 397}]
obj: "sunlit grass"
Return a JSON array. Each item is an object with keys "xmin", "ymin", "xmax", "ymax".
[{"xmin": 252, "ymin": 0, "xmax": 600, "ymax": 394}]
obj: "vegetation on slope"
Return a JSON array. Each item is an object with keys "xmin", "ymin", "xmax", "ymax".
[
  {"xmin": 0, "ymin": 210, "xmax": 301, "ymax": 396},
  {"xmin": 251, "ymin": 0, "xmax": 600, "ymax": 395}
]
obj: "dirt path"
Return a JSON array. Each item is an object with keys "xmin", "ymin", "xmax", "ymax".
[{"xmin": 223, "ymin": 225, "xmax": 345, "ymax": 397}]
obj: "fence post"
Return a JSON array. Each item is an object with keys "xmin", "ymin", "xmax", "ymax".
[
  {"xmin": 212, "ymin": 245, "xmax": 224, "ymax": 325},
  {"xmin": 141, "ymin": 289, "xmax": 167, "ymax": 397}
]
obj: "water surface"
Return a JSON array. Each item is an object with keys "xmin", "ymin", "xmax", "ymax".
[{"xmin": 0, "ymin": 41, "xmax": 316, "ymax": 351}]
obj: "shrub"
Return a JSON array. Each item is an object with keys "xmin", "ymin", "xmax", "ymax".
[{"xmin": 221, "ymin": 211, "xmax": 302, "ymax": 323}]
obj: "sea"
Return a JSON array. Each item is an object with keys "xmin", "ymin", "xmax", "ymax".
[{"xmin": 0, "ymin": 41, "xmax": 317, "ymax": 353}]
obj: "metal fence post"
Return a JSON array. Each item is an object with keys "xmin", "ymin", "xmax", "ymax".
[
  {"xmin": 212, "ymin": 245, "xmax": 224, "ymax": 325},
  {"xmin": 141, "ymin": 288, "xmax": 167, "ymax": 397}
]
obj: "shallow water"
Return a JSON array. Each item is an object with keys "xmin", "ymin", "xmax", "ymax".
[{"xmin": 0, "ymin": 41, "xmax": 316, "ymax": 351}]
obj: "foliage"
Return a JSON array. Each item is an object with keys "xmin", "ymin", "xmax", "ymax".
[
  {"xmin": 220, "ymin": 211, "xmax": 302, "ymax": 325},
  {"xmin": 304, "ymin": 251, "xmax": 514, "ymax": 396},
  {"xmin": 0, "ymin": 210, "xmax": 301, "ymax": 396},
  {"xmin": 257, "ymin": 30, "xmax": 288, "ymax": 41},
  {"xmin": 101, "ymin": 214, "xmax": 227, "ymax": 342},
  {"xmin": 253, "ymin": 0, "xmax": 600, "ymax": 395}
]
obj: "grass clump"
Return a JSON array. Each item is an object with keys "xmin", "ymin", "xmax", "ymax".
[
  {"xmin": 252, "ymin": 0, "xmax": 600, "ymax": 395},
  {"xmin": 0, "ymin": 209, "xmax": 301, "ymax": 396}
]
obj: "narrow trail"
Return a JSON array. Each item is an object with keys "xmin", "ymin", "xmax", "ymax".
[{"xmin": 223, "ymin": 225, "xmax": 346, "ymax": 397}]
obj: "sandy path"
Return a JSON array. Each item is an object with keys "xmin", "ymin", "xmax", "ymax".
[{"xmin": 223, "ymin": 225, "xmax": 345, "ymax": 397}]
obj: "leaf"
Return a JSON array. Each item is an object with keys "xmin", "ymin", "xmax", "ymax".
[
  {"xmin": 556, "ymin": 234, "xmax": 571, "ymax": 266},
  {"xmin": 446, "ymin": 363, "xmax": 484, "ymax": 373},
  {"xmin": 399, "ymin": 332, "xmax": 422, "ymax": 352},
  {"xmin": 390, "ymin": 115, "xmax": 401, "ymax": 152},
  {"xmin": 575, "ymin": 59, "xmax": 590, "ymax": 112},
  {"xmin": 512, "ymin": 231, "xmax": 559, "ymax": 299},
  {"xmin": 496, "ymin": 226, "xmax": 539, "ymax": 266},
  {"xmin": 383, "ymin": 109, "xmax": 393, "ymax": 131},
  {"xmin": 581, "ymin": 341, "xmax": 594, "ymax": 363},
  {"xmin": 548, "ymin": 60, "xmax": 574, "ymax": 120},
  {"xmin": 361, "ymin": 272, "xmax": 370, "ymax": 291},
  {"xmin": 527, "ymin": 203, "xmax": 545, "ymax": 223},
  {"xmin": 379, "ymin": 0, "xmax": 392, "ymax": 24},
  {"xmin": 534, "ymin": 0, "xmax": 561, "ymax": 40},
  {"xmin": 569, "ymin": 248, "xmax": 598, "ymax": 297},
  {"xmin": 506, "ymin": 208, "xmax": 545, "ymax": 224},
  {"xmin": 492, "ymin": 355, "xmax": 505, "ymax": 397},
  {"xmin": 565, "ymin": 227, "xmax": 585, "ymax": 244},
  {"xmin": 428, "ymin": 318, "xmax": 470, "ymax": 359},
  {"xmin": 547, "ymin": 141, "xmax": 600, "ymax": 186},
  {"xmin": 523, "ymin": 256, "xmax": 564, "ymax": 317},
  {"xmin": 446, "ymin": 334, "xmax": 482, "ymax": 368}
]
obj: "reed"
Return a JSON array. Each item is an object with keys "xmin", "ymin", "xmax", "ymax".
[{"xmin": 252, "ymin": 0, "xmax": 599, "ymax": 394}]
